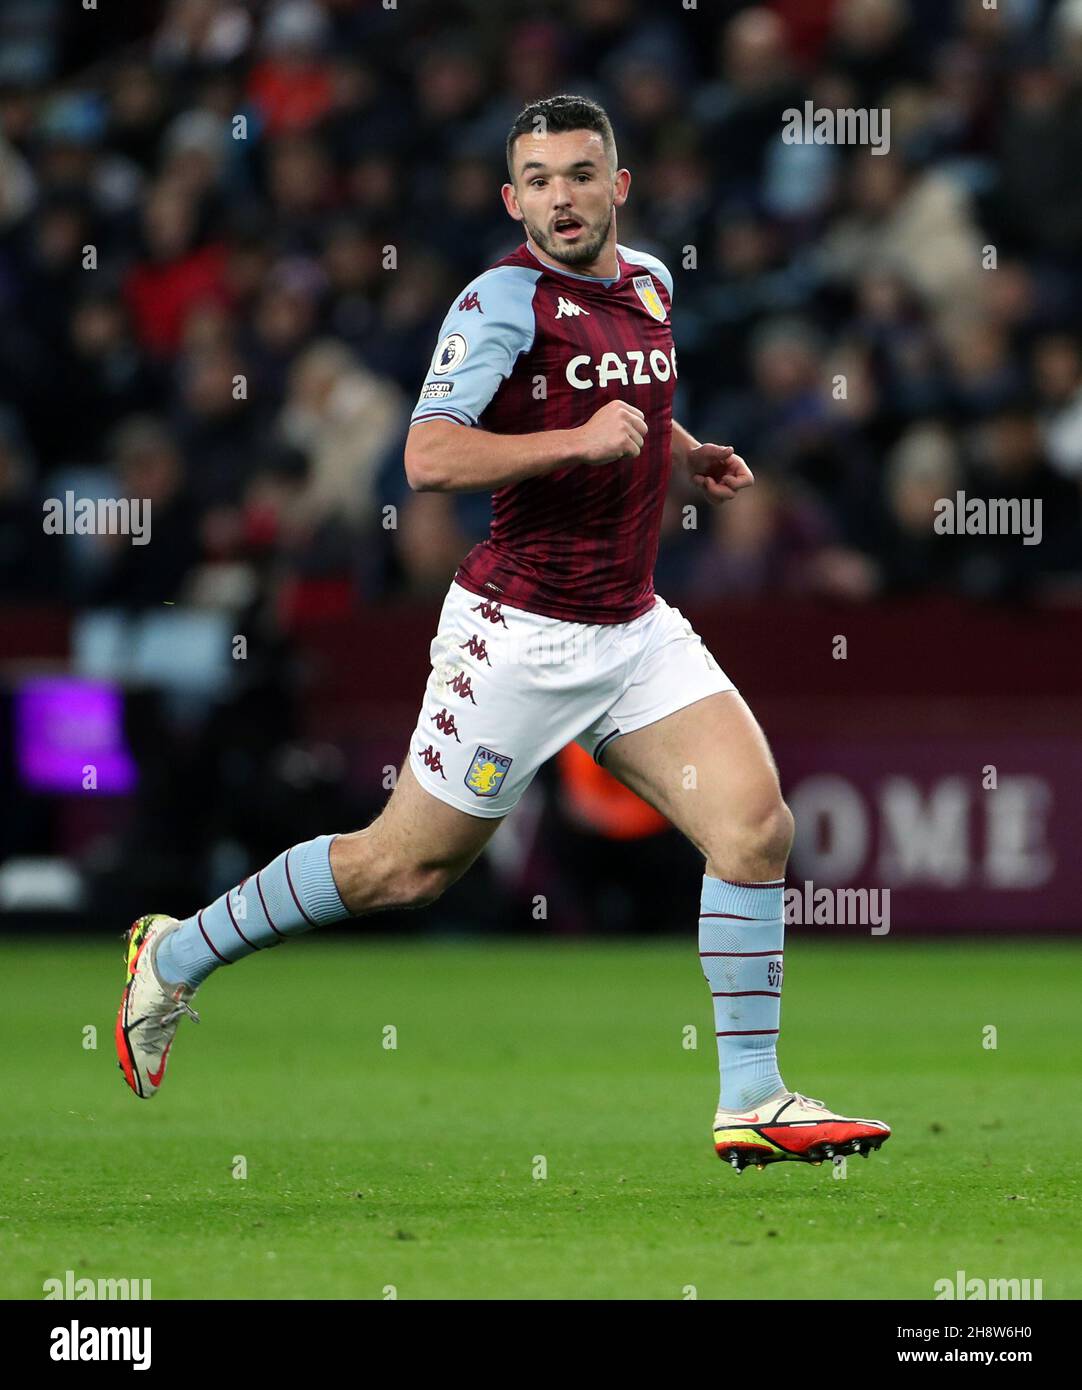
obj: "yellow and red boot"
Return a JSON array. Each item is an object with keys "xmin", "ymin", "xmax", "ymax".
[
  {"xmin": 713, "ymin": 1090, "xmax": 891, "ymax": 1172},
  {"xmin": 115, "ymin": 915, "xmax": 199, "ymax": 1099}
]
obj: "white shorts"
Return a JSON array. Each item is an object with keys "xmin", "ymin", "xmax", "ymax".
[{"xmin": 406, "ymin": 580, "xmax": 736, "ymax": 819}]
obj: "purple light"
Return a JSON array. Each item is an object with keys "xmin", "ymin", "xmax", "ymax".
[{"xmin": 15, "ymin": 677, "xmax": 137, "ymax": 795}]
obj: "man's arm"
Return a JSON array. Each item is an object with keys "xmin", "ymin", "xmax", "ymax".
[
  {"xmin": 405, "ymin": 419, "xmax": 582, "ymax": 492},
  {"xmin": 672, "ymin": 417, "xmax": 754, "ymax": 504},
  {"xmin": 672, "ymin": 419, "xmax": 701, "ymax": 472},
  {"xmin": 405, "ymin": 402, "xmax": 649, "ymax": 493}
]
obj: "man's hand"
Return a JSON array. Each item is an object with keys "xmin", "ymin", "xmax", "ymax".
[
  {"xmin": 573, "ymin": 400, "xmax": 649, "ymax": 465},
  {"xmin": 687, "ymin": 443, "xmax": 754, "ymax": 503}
]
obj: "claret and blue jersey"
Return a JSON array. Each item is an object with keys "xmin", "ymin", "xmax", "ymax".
[{"xmin": 409, "ymin": 240, "xmax": 677, "ymax": 625}]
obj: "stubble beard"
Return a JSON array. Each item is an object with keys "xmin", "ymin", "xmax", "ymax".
[{"xmin": 526, "ymin": 203, "xmax": 614, "ymax": 269}]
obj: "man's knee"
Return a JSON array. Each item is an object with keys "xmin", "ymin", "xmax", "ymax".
[
  {"xmin": 362, "ymin": 847, "xmax": 459, "ymax": 910},
  {"xmin": 763, "ymin": 798, "xmax": 795, "ymax": 863},
  {"xmin": 393, "ymin": 859, "xmax": 457, "ymax": 910},
  {"xmin": 703, "ymin": 795, "xmax": 794, "ymax": 876},
  {"xmin": 333, "ymin": 830, "xmax": 467, "ymax": 913}
]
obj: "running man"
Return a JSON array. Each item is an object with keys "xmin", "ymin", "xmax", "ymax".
[{"xmin": 117, "ymin": 94, "xmax": 890, "ymax": 1172}]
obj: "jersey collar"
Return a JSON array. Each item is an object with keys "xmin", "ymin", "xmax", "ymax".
[{"xmin": 525, "ymin": 239, "xmax": 623, "ymax": 287}]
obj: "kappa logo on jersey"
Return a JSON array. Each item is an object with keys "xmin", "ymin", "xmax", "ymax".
[
  {"xmin": 555, "ymin": 296, "xmax": 589, "ymax": 319},
  {"xmin": 632, "ymin": 274, "xmax": 667, "ymax": 322},
  {"xmin": 458, "ymin": 291, "xmax": 483, "ymax": 313},
  {"xmin": 419, "ymin": 380, "xmax": 454, "ymax": 400},
  {"xmin": 432, "ymin": 332, "xmax": 468, "ymax": 375},
  {"xmin": 465, "ymin": 746, "xmax": 513, "ymax": 798},
  {"xmin": 566, "ymin": 346, "xmax": 678, "ymax": 390}
]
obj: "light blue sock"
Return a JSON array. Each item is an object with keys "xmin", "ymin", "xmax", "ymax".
[
  {"xmin": 698, "ymin": 874, "xmax": 786, "ymax": 1111},
  {"xmin": 155, "ymin": 834, "xmax": 348, "ymax": 988}
]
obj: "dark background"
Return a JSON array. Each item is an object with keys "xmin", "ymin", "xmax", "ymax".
[{"xmin": 0, "ymin": 0, "xmax": 1079, "ymax": 935}]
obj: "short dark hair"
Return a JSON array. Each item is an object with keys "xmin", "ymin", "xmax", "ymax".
[{"xmin": 505, "ymin": 94, "xmax": 618, "ymax": 182}]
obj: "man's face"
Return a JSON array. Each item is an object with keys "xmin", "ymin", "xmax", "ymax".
[{"xmin": 502, "ymin": 128, "xmax": 629, "ymax": 270}]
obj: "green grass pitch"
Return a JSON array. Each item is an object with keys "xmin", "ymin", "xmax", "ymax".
[{"xmin": 1, "ymin": 935, "xmax": 1078, "ymax": 1300}]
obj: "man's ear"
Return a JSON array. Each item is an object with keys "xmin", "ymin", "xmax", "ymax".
[{"xmin": 501, "ymin": 182, "xmax": 524, "ymax": 222}]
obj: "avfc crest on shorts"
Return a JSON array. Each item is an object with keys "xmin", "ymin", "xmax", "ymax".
[
  {"xmin": 465, "ymin": 746, "xmax": 513, "ymax": 798},
  {"xmin": 632, "ymin": 274, "xmax": 666, "ymax": 323}
]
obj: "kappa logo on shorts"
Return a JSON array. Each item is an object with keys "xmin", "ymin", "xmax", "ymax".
[
  {"xmin": 419, "ymin": 744, "xmax": 447, "ymax": 779},
  {"xmin": 460, "ymin": 633, "xmax": 492, "ymax": 664},
  {"xmin": 465, "ymin": 746, "xmax": 513, "ymax": 798},
  {"xmin": 448, "ymin": 670, "xmax": 476, "ymax": 703},
  {"xmin": 434, "ymin": 707, "xmax": 462, "ymax": 741},
  {"xmin": 471, "ymin": 598, "xmax": 508, "ymax": 626}
]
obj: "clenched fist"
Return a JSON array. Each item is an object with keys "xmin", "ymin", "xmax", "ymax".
[{"xmin": 573, "ymin": 400, "xmax": 649, "ymax": 465}]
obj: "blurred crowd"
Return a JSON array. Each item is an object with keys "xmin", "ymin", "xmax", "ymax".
[{"xmin": 1, "ymin": 0, "xmax": 1081, "ymax": 614}]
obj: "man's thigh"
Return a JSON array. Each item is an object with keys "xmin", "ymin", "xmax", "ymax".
[{"xmin": 600, "ymin": 690, "xmax": 786, "ymax": 858}]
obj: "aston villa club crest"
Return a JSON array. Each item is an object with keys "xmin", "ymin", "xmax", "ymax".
[
  {"xmin": 464, "ymin": 746, "xmax": 513, "ymax": 798},
  {"xmin": 632, "ymin": 274, "xmax": 666, "ymax": 322}
]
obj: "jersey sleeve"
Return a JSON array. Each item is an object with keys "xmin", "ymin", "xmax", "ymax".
[{"xmin": 409, "ymin": 265, "xmax": 538, "ymax": 428}]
